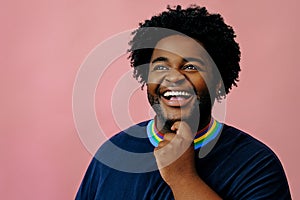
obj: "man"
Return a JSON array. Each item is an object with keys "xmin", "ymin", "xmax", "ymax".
[{"xmin": 76, "ymin": 5, "xmax": 291, "ymax": 199}]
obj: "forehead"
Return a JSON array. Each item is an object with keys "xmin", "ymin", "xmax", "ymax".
[{"xmin": 152, "ymin": 35, "xmax": 209, "ymax": 59}]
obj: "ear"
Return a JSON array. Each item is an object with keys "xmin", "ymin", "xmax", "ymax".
[
  {"xmin": 215, "ymin": 80, "xmax": 225, "ymax": 101},
  {"xmin": 215, "ymin": 80, "xmax": 222, "ymax": 95}
]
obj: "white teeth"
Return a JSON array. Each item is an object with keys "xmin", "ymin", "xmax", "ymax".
[{"xmin": 163, "ymin": 91, "xmax": 191, "ymax": 97}]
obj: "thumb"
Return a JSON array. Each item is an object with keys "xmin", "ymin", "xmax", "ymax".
[{"xmin": 171, "ymin": 121, "xmax": 194, "ymax": 141}]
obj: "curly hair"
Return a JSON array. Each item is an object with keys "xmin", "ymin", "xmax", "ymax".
[{"xmin": 128, "ymin": 5, "xmax": 241, "ymax": 99}]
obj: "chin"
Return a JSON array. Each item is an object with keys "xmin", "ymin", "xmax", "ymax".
[{"xmin": 157, "ymin": 106, "xmax": 200, "ymax": 125}]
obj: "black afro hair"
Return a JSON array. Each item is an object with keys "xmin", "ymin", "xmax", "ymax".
[{"xmin": 128, "ymin": 5, "xmax": 241, "ymax": 99}]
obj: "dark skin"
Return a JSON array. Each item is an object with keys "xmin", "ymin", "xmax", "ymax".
[{"xmin": 147, "ymin": 35, "xmax": 221, "ymax": 199}]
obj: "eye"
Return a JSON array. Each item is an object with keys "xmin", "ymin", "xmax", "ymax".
[
  {"xmin": 182, "ymin": 64, "xmax": 201, "ymax": 71},
  {"xmin": 153, "ymin": 65, "xmax": 169, "ymax": 71}
]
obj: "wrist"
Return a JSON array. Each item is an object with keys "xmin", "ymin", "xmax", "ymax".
[
  {"xmin": 168, "ymin": 172, "xmax": 200, "ymax": 189},
  {"xmin": 169, "ymin": 175, "xmax": 222, "ymax": 200}
]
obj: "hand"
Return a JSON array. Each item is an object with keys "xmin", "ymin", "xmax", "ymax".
[{"xmin": 154, "ymin": 121, "xmax": 197, "ymax": 186}]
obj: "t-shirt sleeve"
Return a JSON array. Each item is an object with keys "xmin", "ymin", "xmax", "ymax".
[
  {"xmin": 227, "ymin": 147, "xmax": 291, "ymax": 199},
  {"xmin": 75, "ymin": 158, "xmax": 101, "ymax": 200},
  {"xmin": 202, "ymin": 126, "xmax": 292, "ymax": 200}
]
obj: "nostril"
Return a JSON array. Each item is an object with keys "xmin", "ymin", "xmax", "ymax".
[{"xmin": 165, "ymin": 70, "xmax": 185, "ymax": 83}]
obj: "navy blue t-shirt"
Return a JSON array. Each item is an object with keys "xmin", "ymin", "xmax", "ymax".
[{"xmin": 76, "ymin": 121, "xmax": 291, "ymax": 199}]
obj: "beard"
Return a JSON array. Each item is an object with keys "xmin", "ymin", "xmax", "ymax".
[{"xmin": 147, "ymin": 87, "xmax": 213, "ymax": 133}]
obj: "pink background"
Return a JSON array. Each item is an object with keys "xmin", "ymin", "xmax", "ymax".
[{"xmin": 1, "ymin": 0, "xmax": 299, "ymax": 199}]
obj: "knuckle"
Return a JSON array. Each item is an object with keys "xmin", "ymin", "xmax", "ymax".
[{"xmin": 163, "ymin": 133, "xmax": 175, "ymax": 141}]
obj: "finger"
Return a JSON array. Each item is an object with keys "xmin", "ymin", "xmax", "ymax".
[
  {"xmin": 154, "ymin": 141, "xmax": 171, "ymax": 160},
  {"xmin": 156, "ymin": 140, "xmax": 169, "ymax": 149},
  {"xmin": 163, "ymin": 133, "xmax": 176, "ymax": 142},
  {"xmin": 172, "ymin": 121, "xmax": 194, "ymax": 140},
  {"xmin": 170, "ymin": 122, "xmax": 179, "ymax": 131},
  {"xmin": 162, "ymin": 133, "xmax": 187, "ymax": 149},
  {"xmin": 171, "ymin": 121, "xmax": 188, "ymax": 133}
]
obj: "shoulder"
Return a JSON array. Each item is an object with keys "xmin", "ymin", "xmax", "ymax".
[
  {"xmin": 199, "ymin": 123, "xmax": 285, "ymax": 172},
  {"xmin": 215, "ymin": 124, "xmax": 286, "ymax": 175},
  {"xmin": 94, "ymin": 120, "xmax": 157, "ymax": 173},
  {"xmin": 206, "ymin": 124, "xmax": 291, "ymax": 199},
  {"xmin": 75, "ymin": 120, "xmax": 157, "ymax": 199},
  {"xmin": 100, "ymin": 120, "xmax": 153, "ymax": 153},
  {"xmin": 219, "ymin": 124, "xmax": 283, "ymax": 163}
]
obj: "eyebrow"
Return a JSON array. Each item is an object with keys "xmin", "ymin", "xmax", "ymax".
[
  {"xmin": 183, "ymin": 57, "xmax": 205, "ymax": 65},
  {"xmin": 151, "ymin": 57, "xmax": 168, "ymax": 64},
  {"xmin": 151, "ymin": 56, "xmax": 205, "ymax": 65}
]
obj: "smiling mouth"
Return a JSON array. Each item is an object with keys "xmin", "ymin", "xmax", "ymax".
[
  {"xmin": 162, "ymin": 90, "xmax": 192, "ymax": 100},
  {"xmin": 160, "ymin": 90, "xmax": 194, "ymax": 107}
]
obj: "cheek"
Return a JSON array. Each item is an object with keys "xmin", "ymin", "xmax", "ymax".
[
  {"xmin": 147, "ymin": 71, "xmax": 166, "ymax": 85},
  {"xmin": 191, "ymin": 73, "xmax": 215, "ymax": 89},
  {"xmin": 189, "ymin": 75, "xmax": 207, "ymax": 90},
  {"xmin": 146, "ymin": 83, "xmax": 160, "ymax": 96}
]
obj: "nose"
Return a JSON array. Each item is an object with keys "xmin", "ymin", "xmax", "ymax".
[{"xmin": 164, "ymin": 69, "xmax": 185, "ymax": 84}]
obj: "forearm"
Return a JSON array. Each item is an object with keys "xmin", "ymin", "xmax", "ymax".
[{"xmin": 169, "ymin": 174, "xmax": 222, "ymax": 200}]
